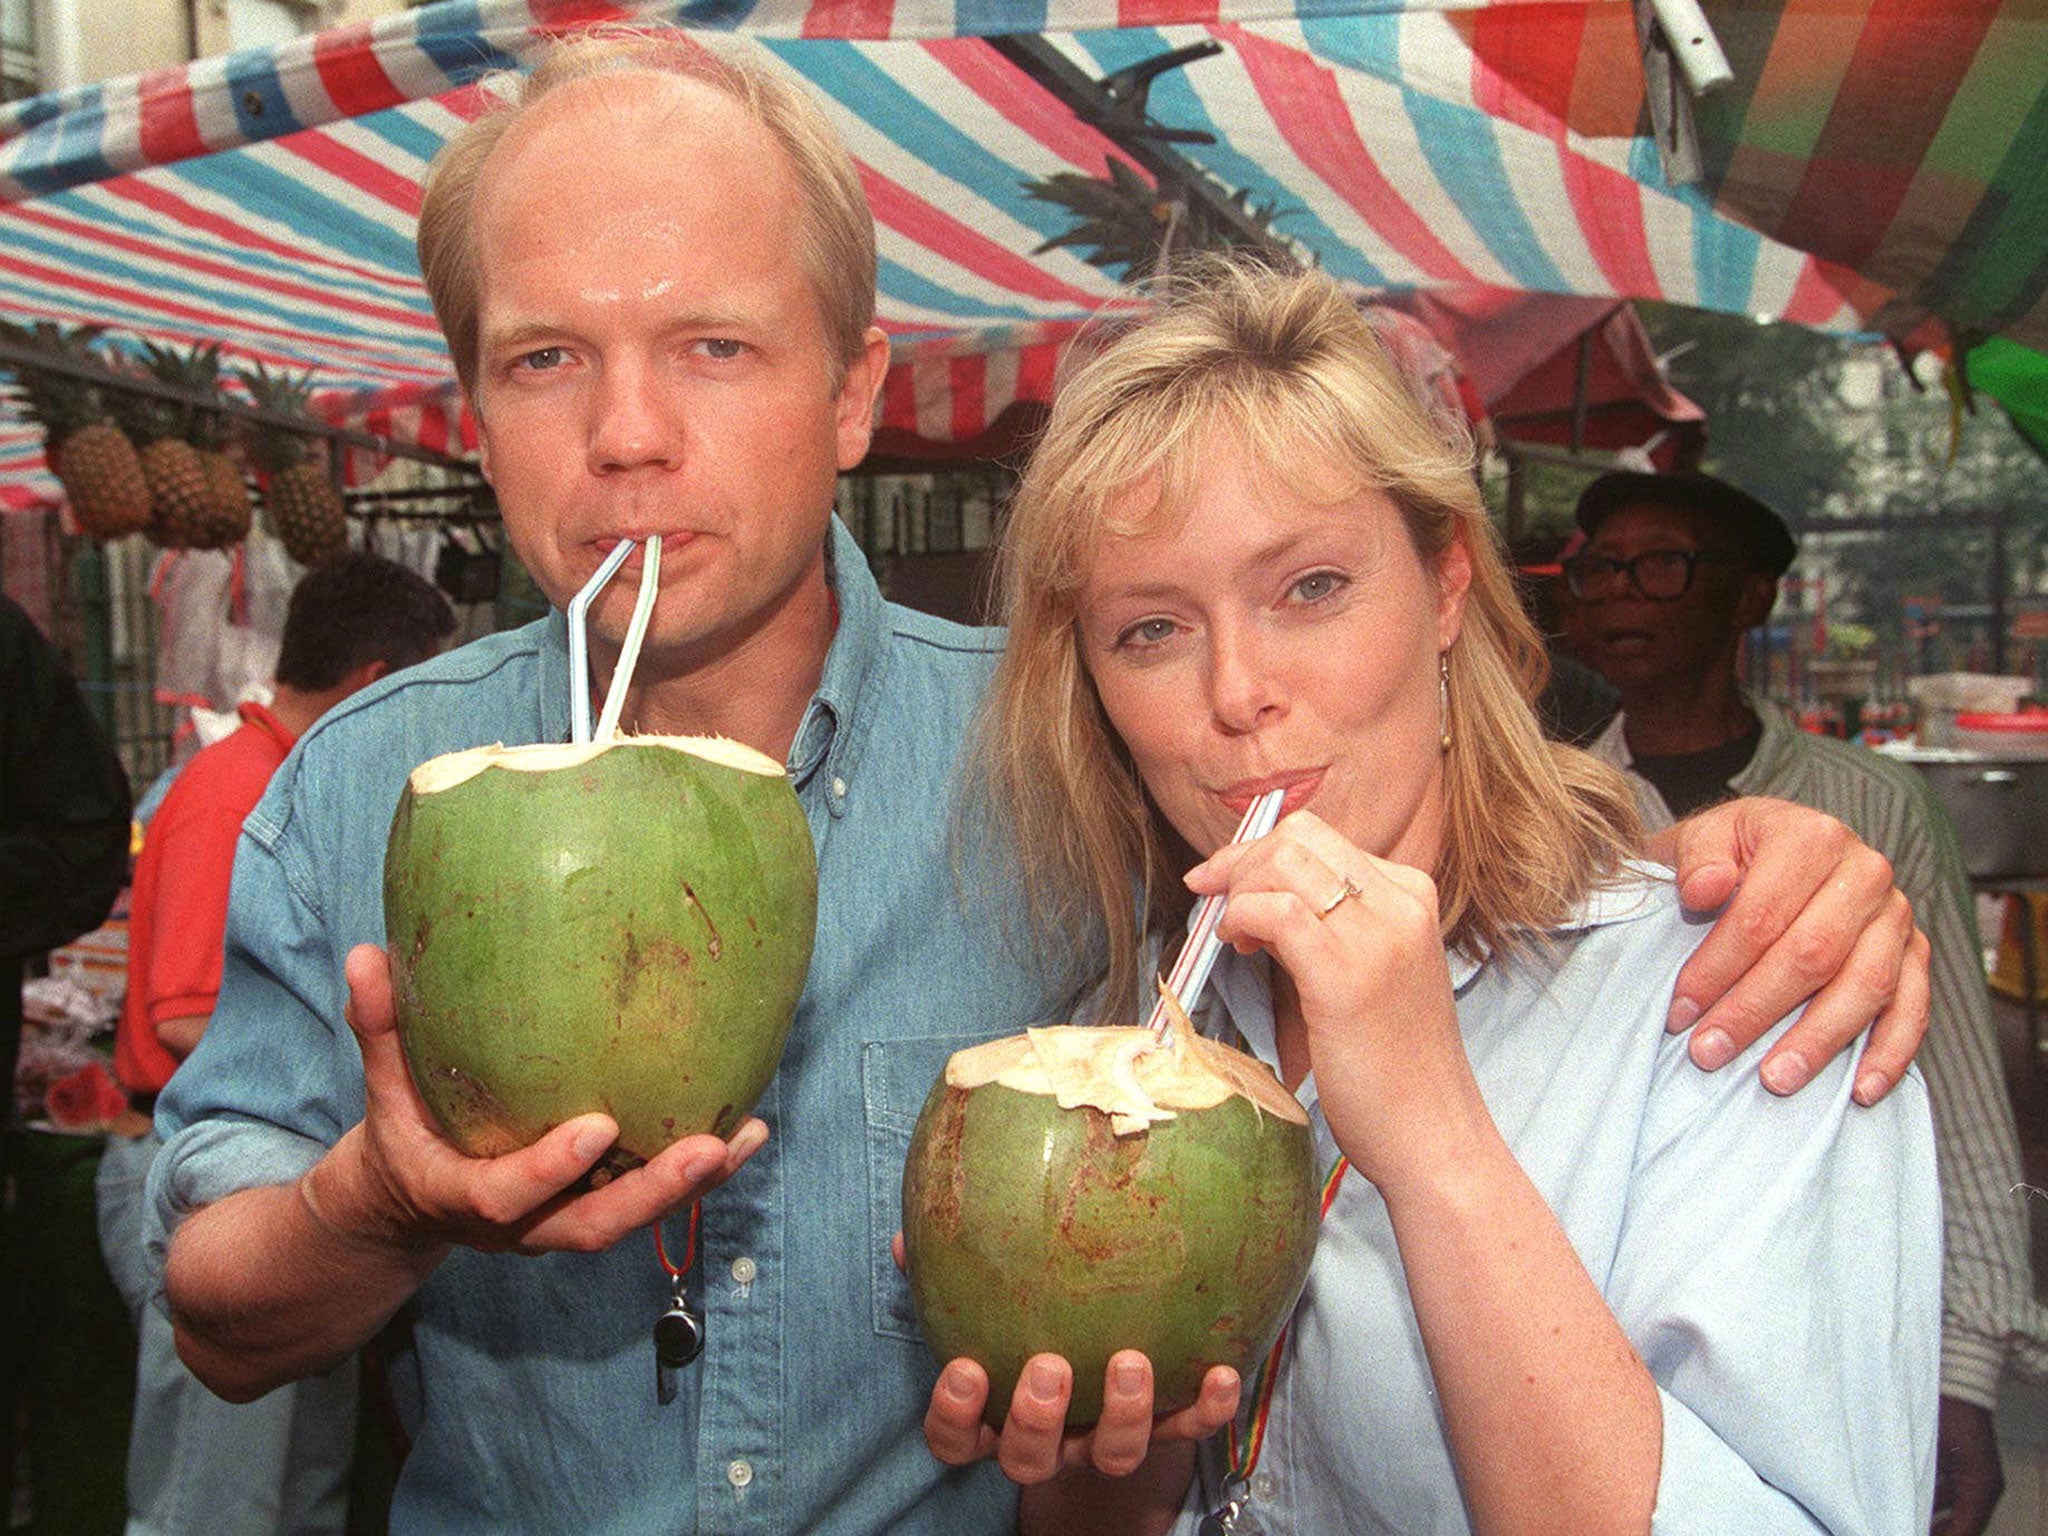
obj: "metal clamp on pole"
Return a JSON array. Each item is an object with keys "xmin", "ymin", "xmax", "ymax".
[{"xmin": 1645, "ymin": 0, "xmax": 1734, "ymax": 97}]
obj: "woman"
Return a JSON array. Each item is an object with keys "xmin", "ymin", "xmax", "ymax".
[{"xmin": 929, "ymin": 260, "xmax": 1939, "ymax": 1534}]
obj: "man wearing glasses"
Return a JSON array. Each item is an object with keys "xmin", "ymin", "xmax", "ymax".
[{"xmin": 1566, "ymin": 468, "xmax": 2037, "ymax": 1536}]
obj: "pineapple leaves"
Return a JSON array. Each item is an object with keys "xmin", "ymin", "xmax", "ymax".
[{"xmin": 1023, "ymin": 159, "xmax": 1296, "ymax": 282}]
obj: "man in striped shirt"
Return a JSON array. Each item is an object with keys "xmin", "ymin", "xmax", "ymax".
[{"xmin": 1567, "ymin": 468, "xmax": 2039, "ymax": 1536}]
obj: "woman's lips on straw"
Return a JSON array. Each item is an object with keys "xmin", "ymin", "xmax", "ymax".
[{"xmin": 1218, "ymin": 769, "xmax": 1322, "ymax": 818}]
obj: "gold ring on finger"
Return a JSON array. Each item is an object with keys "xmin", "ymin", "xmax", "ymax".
[{"xmin": 1316, "ymin": 874, "xmax": 1364, "ymax": 919}]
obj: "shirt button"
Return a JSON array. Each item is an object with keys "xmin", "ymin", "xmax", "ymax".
[
  {"xmin": 730, "ymin": 1256, "xmax": 757, "ymax": 1285},
  {"xmin": 1251, "ymin": 1471, "xmax": 1278, "ymax": 1500},
  {"xmin": 727, "ymin": 1459, "xmax": 753, "ymax": 1489},
  {"xmin": 831, "ymin": 776, "xmax": 847, "ymax": 799}
]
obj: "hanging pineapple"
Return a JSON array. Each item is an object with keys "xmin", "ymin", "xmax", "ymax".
[
  {"xmin": 0, "ymin": 320, "xmax": 152, "ymax": 539},
  {"xmin": 179, "ymin": 342, "xmax": 252, "ymax": 549},
  {"xmin": 124, "ymin": 341, "xmax": 249, "ymax": 550},
  {"xmin": 238, "ymin": 362, "xmax": 347, "ymax": 567}
]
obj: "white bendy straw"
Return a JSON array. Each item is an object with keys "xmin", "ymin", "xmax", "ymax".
[
  {"xmin": 567, "ymin": 539, "xmax": 636, "ymax": 745},
  {"xmin": 1144, "ymin": 787, "xmax": 1287, "ymax": 1040},
  {"xmin": 593, "ymin": 536, "xmax": 662, "ymax": 742}
]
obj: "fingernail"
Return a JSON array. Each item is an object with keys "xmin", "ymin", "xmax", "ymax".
[
  {"xmin": 943, "ymin": 1363, "xmax": 979, "ymax": 1403},
  {"xmin": 1666, "ymin": 997, "xmax": 1701, "ymax": 1035},
  {"xmin": 1690, "ymin": 1028, "xmax": 1734, "ymax": 1071},
  {"xmin": 1026, "ymin": 1360, "xmax": 1064, "ymax": 1402},
  {"xmin": 683, "ymin": 1150, "xmax": 724, "ymax": 1184},
  {"xmin": 571, "ymin": 1124, "xmax": 611, "ymax": 1162},
  {"xmin": 1853, "ymin": 1069, "xmax": 1888, "ymax": 1106},
  {"xmin": 1111, "ymin": 1358, "xmax": 1145, "ymax": 1392},
  {"xmin": 1760, "ymin": 1049, "xmax": 1811, "ymax": 1096}
]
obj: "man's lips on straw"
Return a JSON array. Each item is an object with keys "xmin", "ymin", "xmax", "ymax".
[{"xmin": 596, "ymin": 531, "xmax": 693, "ymax": 567}]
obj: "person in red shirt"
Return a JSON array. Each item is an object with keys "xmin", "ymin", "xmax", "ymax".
[{"xmin": 98, "ymin": 549, "xmax": 453, "ymax": 1536}]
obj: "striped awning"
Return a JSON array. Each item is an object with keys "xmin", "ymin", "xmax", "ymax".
[{"xmin": 0, "ymin": 0, "xmax": 2037, "ymax": 501}]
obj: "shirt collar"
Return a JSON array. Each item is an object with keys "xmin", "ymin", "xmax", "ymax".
[
  {"xmin": 1202, "ymin": 866, "xmax": 1663, "ymax": 1088},
  {"xmin": 237, "ymin": 699, "xmax": 297, "ymax": 754},
  {"xmin": 1730, "ymin": 695, "xmax": 1800, "ymax": 796},
  {"xmin": 1601, "ymin": 693, "xmax": 1786, "ymax": 783},
  {"xmin": 536, "ymin": 609, "xmax": 572, "ymax": 745},
  {"xmin": 1201, "ymin": 918, "xmax": 1483, "ymax": 1120},
  {"xmin": 786, "ymin": 518, "xmax": 888, "ymax": 804}
]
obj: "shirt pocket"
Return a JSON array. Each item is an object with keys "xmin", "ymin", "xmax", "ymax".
[{"xmin": 863, "ymin": 1030, "xmax": 1010, "ymax": 1342}]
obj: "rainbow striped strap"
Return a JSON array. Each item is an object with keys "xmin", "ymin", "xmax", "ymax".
[{"xmin": 1224, "ymin": 1153, "xmax": 1350, "ymax": 1484}]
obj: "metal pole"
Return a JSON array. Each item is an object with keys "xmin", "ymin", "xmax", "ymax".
[
  {"xmin": 0, "ymin": 337, "xmax": 481, "ymax": 474},
  {"xmin": 1991, "ymin": 506, "xmax": 2010, "ymax": 674},
  {"xmin": 1645, "ymin": 0, "xmax": 1736, "ymax": 95},
  {"xmin": 1503, "ymin": 448, "xmax": 1526, "ymax": 546},
  {"xmin": 1568, "ymin": 332, "xmax": 1592, "ymax": 456},
  {"xmin": 68, "ymin": 539, "xmax": 115, "ymax": 737}
]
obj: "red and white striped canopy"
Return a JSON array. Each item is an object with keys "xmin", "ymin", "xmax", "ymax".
[{"xmin": 0, "ymin": 0, "xmax": 2036, "ymax": 504}]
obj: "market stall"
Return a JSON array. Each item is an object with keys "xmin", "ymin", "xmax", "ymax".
[{"xmin": 3, "ymin": 0, "xmax": 2035, "ymax": 501}]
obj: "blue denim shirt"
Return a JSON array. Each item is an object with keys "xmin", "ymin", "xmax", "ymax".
[{"xmin": 150, "ymin": 520, "xmax": 1064, "ymax": 1535}]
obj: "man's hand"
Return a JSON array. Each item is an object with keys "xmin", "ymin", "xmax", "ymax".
[
  {"xmin": 307, "ymin": 943, "xmax": 764, "ymax": 1259},
  {"xmin": 1933, "ymin": 1396, "xmax": 2004, "ymax": 1536},
  {"xmin": 165, "ymin": 946, "xmax": 766, "ymax": 1404},
  {"xmin": 1647, "ymin": 797, "xmax": 1929, "ymax": 1104}
]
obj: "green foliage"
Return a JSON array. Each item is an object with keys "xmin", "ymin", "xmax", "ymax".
[
  {"xmin": 1823, "ymin": 622, "xmax": 1876, "ymax": 659},
  {"xmin": 1636, "ymin": 305, "xmax": 1865, "ymax": 522},
  {"xmin": 1024, "ymin": 159, "xmax": 1295, "ymax": 281},
  {"xmin": 137, "ymin": 338, "xmax": 229, "ymax": 448},
  {"xmin": 0, "ymin": 319, "xmax": 116, "ymax": 441},
  {"xmin": 234, "ymin": 359, "xmax": 319, "ymax": 473},
  {"xmin": 1637, "ymin": 302, "xmax": 2046, "ymax": 661}
]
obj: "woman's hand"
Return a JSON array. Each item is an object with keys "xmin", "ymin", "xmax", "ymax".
[
  {"xmin": 921, "ymin": 1350, "xmax": 1238, "ymax": 1486},
  {"xmin": 1646, "ymin": 797, "xmax": 1929, "ymax": 1104},
  {"xmin": 894, "ymin": 1230, "xmax": 1237, "ymax": 1486},
  {"xmin": 1187, "ymin": 811, "xmax": 1485, "ymax": 1186}
]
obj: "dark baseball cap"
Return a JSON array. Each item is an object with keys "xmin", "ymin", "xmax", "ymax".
[{"xmin": 1573, "ymin": 470, "xmax": 1796, "ymax": 578}]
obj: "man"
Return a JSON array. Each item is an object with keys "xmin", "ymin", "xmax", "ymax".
[
  {"xmin": 0, "ymin": 591, "xmax": 130, "ymax": 1102},
  {"xmin": 99, "ymin": 550, "xmax": 454, "ymax": 1536},
  {"xmin": 1, "ymin": 590, "xmax": 131, "ymax": 1520},
  {"xmin": 147, "ymin": 32, "xmax": 1930, "ymax": 1535},
  {"xmin": 1568, "ymin": 468, "xmax": 2038, "ymax": 1536}
]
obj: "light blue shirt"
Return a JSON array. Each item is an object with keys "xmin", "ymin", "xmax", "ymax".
[
  {"xmin": 1175, "ymin": 873, "xmax": 1941, "ymax": 1536},
  {"xmin": 148, "ymin": 520, "xmax": 1068, "ymax": 1535}
]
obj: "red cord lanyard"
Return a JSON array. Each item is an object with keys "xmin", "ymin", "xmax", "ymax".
[
  {"xmin": 1223, "ymin": 1154, "xmax": 1350, "ymax": 1490},
  {"xmin": 653, "ymin": 1201, "xmax": 701, "ymax": 1278},
  {"xmin": 650, "ymin": 1203, "xmax": 704, "ymax": 1404}
]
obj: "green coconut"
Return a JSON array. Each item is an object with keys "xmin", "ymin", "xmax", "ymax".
[
  {"xmin": 901, "ymin": 1006, "xmax": 1318, "ymax": 1427},
  {"xmin": 383, "ymin": 734, "xmax": 816, "ymax": 1171}
]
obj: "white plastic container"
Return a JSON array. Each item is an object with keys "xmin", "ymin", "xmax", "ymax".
[
  {"xmin": 1907, "ymin": 673, "xmax": 2035, "ymax": 746},
  {"xmin": 1952, "ymin": 712, "xmax": 2048, "ymax": 760}
]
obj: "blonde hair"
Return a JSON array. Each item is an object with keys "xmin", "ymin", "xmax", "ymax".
[
  {"xmin": 975, "ymin": 257, "xmax": 1642, "ymax": 1015},
  {"xmin": 417, "ymin": 27, "xmax": 877, "ymax": 402}
]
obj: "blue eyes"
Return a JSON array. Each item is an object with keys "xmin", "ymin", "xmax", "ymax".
[
  {"xmin": 1116, "ymin": 617, "xmax": 1180, "ymax": 649},
  {"xmin": 1110, "ymin": 570, "xmax": 1348, "ymax": 652},
  {"xmin": 1293, "ymin": 571, "xmax": 1340, "ymax": 602},
  {"xmin": 506, "ymin": 339, "xmax": 746, "ymax": 374}
]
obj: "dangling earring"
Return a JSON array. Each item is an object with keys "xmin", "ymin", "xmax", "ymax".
[{"xmin": 1438, "ymin": 651, "xmax": 1452, "ymax": 754}]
